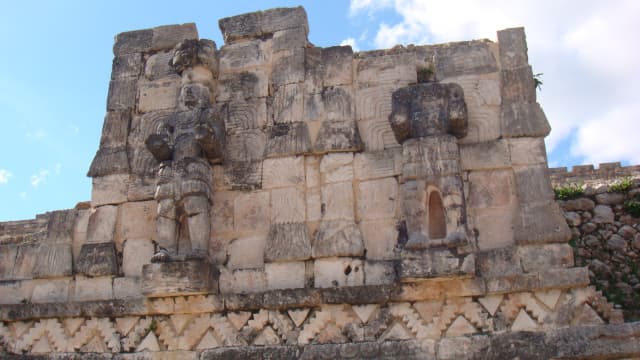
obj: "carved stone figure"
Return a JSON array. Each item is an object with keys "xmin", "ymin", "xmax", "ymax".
[{"xmin": 145, "ymin": 39, "xmax": 224, "ymax": 263}]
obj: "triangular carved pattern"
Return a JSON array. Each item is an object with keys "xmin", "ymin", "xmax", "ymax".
[
  {"xmin": 14, "ymin": 319, "xmax": 68, "ymax": 353},
  {"xmin": 298, "ymin": 305, "xmax": 356, "ymax": 344},
  {"xmin": 569, "ymin": 287, "xmax": 621, "ymax": 324},
  {"xmin": 499, "ymin": 292, "xmax": 548, "ymax": 326}
]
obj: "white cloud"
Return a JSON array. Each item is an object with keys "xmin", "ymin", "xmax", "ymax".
[
  {"xmin": 340, "ymin": 37, "xmax": 360, "ymax": 51},
  {"xmin": 0, "ymin": 169, "xmax": 12, "ymax": 184},
  {"xmin": 350, "ymin": 0, "xmax": 640, "ymax": 166},
  {"xmin": 19, "ymin": 192, "xmax": 27, "ymax": 199},
  {"xmin": 31, "ymin": 170, "xmax": 49, "ymax": 188}
]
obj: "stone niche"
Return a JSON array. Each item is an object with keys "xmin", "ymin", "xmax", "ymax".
[{"xmin": 0, "ymin": 6, "xmax": 638, "ymax": 359}]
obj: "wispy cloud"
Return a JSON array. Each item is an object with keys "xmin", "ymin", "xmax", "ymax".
[
  {"xmin": 0, "ymin": 169, "xmax": 12, "ymax": 185},
  {"xmin": 31, "ymin": 170, "xmax": 49, "ymax": 188},
  {"xmin": 19, "ymin": 192, "xmax": 27, "ymax": 200},
  {"xmin": 349, "ymin": 0, "xmax": 393, "ymax": 16},
  {"xmin": 26, "ymin": 129, "xmax": 47, "ymax": 141},
  {"xmin": 340, "ymin": 38, "xmax": 360, "ymax": 51}
]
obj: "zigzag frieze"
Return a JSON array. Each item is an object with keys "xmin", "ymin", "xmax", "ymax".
[{"xmin": 0, "ymin": 287, "xmax": 622, "ymax": 355}]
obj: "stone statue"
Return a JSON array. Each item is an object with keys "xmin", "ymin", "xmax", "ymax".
[{"xmin": 145, "ymin": 39, "xmax": 224, "ymax": 263}]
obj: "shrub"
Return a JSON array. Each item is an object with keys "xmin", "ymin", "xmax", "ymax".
[
  {"xmin": 554, "ymin": 183, "xmax": 584, "ymax": 200},
  {"xmin": 624, "ymin": 199, "xmax": 640, "ymax": 217}
]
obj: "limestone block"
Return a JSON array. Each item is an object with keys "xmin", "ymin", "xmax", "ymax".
[
  {"xmin": 501, "ymin": 66, "xmax": 536, "ymax": 104},
  {"xmin": 228, "ymin": 233, "xmax": 267, "ymax": 270},
  {"xmin": 0, "ymin": 245, "xmax": 17, "ymax": 279},
  {"xmin": 142, "ymin": 259, "xmax": 215, "ymax": 297},
  {"xmin": 313, "ymin": 220, "xmax": 365, "ymax": 258},
  {"xmin": 360, "ymin": 219, "xmax": 399, "ymax": 260},
  {"xmin": 31, "ymin": 278, "xmax": 70, "ymax": 303},
  {"xmin": 402, "ymin": 136, "xmax": 460, "ymax": 179},
  {"xmin": 32, "ymin": 244, "xmax": 73, "ymax": 278},
  {"xmin": 219, "ymin": 40, "xmax": 270, "ymax": 72},
  {"xmin": 476, "ymin": 246, "xmax": 520, "ymax": 277},
  {"xmin": 304, "ymin": 91, "xmax": 324, "ymax": 123},
  {"xmin": 91, "ymin": 174, "xmax": 129, "ymax": 206},
  {"xmin": 272, "ymin": 27, "xmax": 308, "ymax": 51},
  {"xmin": 508, "ymin": 137, "xmax": 547, "ymax": 165},
  {"xmin": 113, "ymin": 28, "xmax": 152, "ymax": 55},
  {"xmin": 468, "ymin": 169, "xmax": 516, "ymax": 209},
  {"xmin": 271, "ymin": 48, "xmax": 305, "ymax": 86},
  {"xmin": 321, "ymin": 182, "xmax": 354, "ymax": 220},
  {"xmin": 113, "ymin": 277, "xmax": 142, "ymax": 300},
  {"xmin": 356, "ymin": 51, "xmax": 416, "ymax": 86},
  {"xmin": 76, "ymin": 242, "xmax": 119, "ymax": 276},
  {"xmin": 127, "ymin": 176, "xmax": 156, "ymax": 202},
  {"xmin": 320, "ymin": 153, "xmax": 354, "ymax": 183},
  {"xmin": 323, "ymin": 86, "xmax": 354, "ymax": 121},
  {"xmin": 264, "ymin": 122, "xmax": 312, "ymax": 158},
  {"xmin": 225, "ymin": 129, "xmax": 266, "ymax": 162},
  {"xmin": 356, "ymin": 118, "xmax": 400, "ymax": 151},
  {"xmin": 72, "ymin": 209, "xmax": 90, "ymax": 261},
  {"xmin": 314, "ymin": 258, "xmax": 364, "ymax": 288},
  {"xmin": 513, "ymin": 165, "xmax": 554, "ymax": 205},
  {"xmin": 122, "ymin": 239, "xmax": 154, "ymax": 277},
  {"xmin": 151, "ymin": 23, "xmax": 198, "ymax": 51},
  {"xmin": 314, "ymin": 120, "xmax": 363, "ymax": 153},
  {"xmin": 497, "ymin": 27, "xmax": 528, "ymax": 69},
  {"xmin": 45, "ymin": 209, "xmax": 76, "ymax": 244},
  {"xmin": 434, "ymin": 41, "xmax": 498, "ymax": 79},
  {"xmin": 265, "ymin": 222, "xmax": 312, "ymax": 262},
  {"xmin": 138, "ymin": 76, "xmax": 181, "ymax": 113},
  {"xmin": 354, "ymin": 83, "xmax": 397, "ymax": 123},
  {"xmin": 270, "ymin": 83, "xmax": 304, "ymax": 124},
  {"xmin": 354, "ymin": 149, "xmax": 402, "ymax": 181},
  {"xmin": 89, "ymin": 146, "xmax": 128, "ymax": 178},
  {"xmin": 514, "ymin": 202, "xmax": 571, "ymax": 244},
  {"xmin": 216, "ymin": 70, "xmax": 268, "ymax": 101},
  {"xmin": 73, "ymin": 276, "xmax": 114, "ymax": 302},
  {"xmin": 226, "ymin": 98, "xmax": 268, "ymax": 132},
  {"xmin": 364, "ymin": 261, "xmax": 396, "ymax": 285},
  {"xmin": 0, "ymin": 280, "xmax": 33, "ymax": 304},
  {"xmin": 219, "ymin": 269, "xmax": 267, "ymax": 294},
  {"xmin": 111, "ymin": 53, "xmax": 142, "ymax": 79},
  {"xmin": 400, "ymin": 250, "xmax": 474, "ymax": 279},
  {"xmin": 322, "ymin": 46, "xmax": 353, "ymax": 87},
  {"xmin": 117, "ymin": 200, "xmax": 157, "ymax": 249},
  {"xmin": 538, "ymin": 267, "xmax": 590, "ymax": 289},
  {"xmin": 305, "ymin": 155, "xmax": 321, "ymax": 188},
  {"xmin": 356, "ymin": 177, "xmax": 398, "ymax": 220},
  {"xmin": 224, "ymin": 161, "xmax": 263, "ymax": 191},
  {"xmin": 144, "ymin": 51, "xmax": 177, "ymax": 80},
  {"xmin": 517, "ymin": 244, "xmax": 574, "ymax": 273},
  {"xmin": 460, "ymin": 140, "xmax": 510, "ymax": 171},
  {"xmin": 107, "ymin": 78, "xmax": 137, "ymax": 111},
  {"xmin": 262, "ymin": 156, "xmax": 305, "ymax": 189},
  {"xmin": 593, "ymin": 205, "xmax": 615, "ymax": 224},
  {"xmin": 270, "ymin": 186, "xmax": 306, "ymax": 223},
  {"xmin": 98, "ymin": 110, "xmax": 131, "ymax": 148},
  {"xmin": 501, "ymin": 102, "xmax": 551, "ymax": 138},
  {"xmin": 306, "ymin": 188, "xmax": 322, "ymax": 222},
  {"xmin": 234, "ymin": 191, "xmax": 270, "ymax": 232},
  {"xmin": 443, "ymin": 73, "xmax": 501, "ymax": 144},
  {"xmin": 211, "ymin": 191, "xmax": 235, "ymax": 234},
  {"xmin": 471, "ymin": 207, "xmax": 516, "ymax": 250},
  {"xmin": 265, "ymin": 261, "xmax": 306, "ymax": 290},
  {"xmin": 219, "ymin": 6, "xmax": 309, "ymax": 43},
  {"xmin": 86, "ymin": 205, "xmax": 118, "ymax": 243}
]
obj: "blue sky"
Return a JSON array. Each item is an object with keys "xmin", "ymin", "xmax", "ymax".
[{"xmin": 1, "ymin": 0, "xmax": 639, "ymax": 221}]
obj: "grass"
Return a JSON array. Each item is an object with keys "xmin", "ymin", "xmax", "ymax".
[
  {"xmin": 554, "ymin": 183, "xmax": 584, "ymax": 200},
  {"xmin": 609, "ymin": 177, "xmax": 634, "ymax": 193}
]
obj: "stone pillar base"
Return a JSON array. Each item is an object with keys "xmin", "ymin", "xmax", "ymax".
[{"xmin": 141, "ymin": 259, "xmax": 217, "ymax": 297}]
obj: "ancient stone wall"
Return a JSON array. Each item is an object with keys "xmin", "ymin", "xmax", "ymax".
[
  {"xmin": 554, "ymin": 166, "xmax": 640, "ymax": 321},
  {"xmin": 1, "ymin": 6, "xmax": 639, "ymax": 359}
]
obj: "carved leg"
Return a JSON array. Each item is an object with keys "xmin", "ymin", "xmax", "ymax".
[
  {"xmin": 152, "ymin": 198, "xmax": 177, "ymax": 262},
  {"xmin": 183, "ymin": 195, "xmax": 210, "ymax": 260}
]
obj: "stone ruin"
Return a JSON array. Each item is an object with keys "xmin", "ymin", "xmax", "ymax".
[{"xmin": 1, "ymin": 6, "xmax": 639, "ymax": 359}]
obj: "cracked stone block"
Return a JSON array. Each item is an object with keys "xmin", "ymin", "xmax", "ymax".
[
  {"xmin": 113, "ymin": 28, "xmax": 152, "ymax": 55},
  {"xmin": 142, "ymin": 259, "xmax": 216, "ymax": 297},
  {"xmin": 360, "ymin": 219, "xmax": 399, "ymax": 260},
  {"xmin": 228, "ymin": 233, "xmax": 267, "ymax": 270},
  {"xmin": 216, "ymin": 70, "xmax": 268, "ymax": 101},
  {"xmin": 111, "ymin": 52, "xmax": 143, "ymax": 79},
  {"xmin": 354, "ymin": 149, "xmax": 402, "ymax": 181},
  {"xmin": 219, "ymin": 6, "xmax": 308, "ymax": 43},
  {"xmin": 433, "ymin": 41, "xmax": 498, "ymax": 79},
  {"xmin": 320, "ymin": 152, "xmax": 354, "ymax": 184},
  {"xmin": 113, "ymin": 277, "xmax": 142, "ymax": 300},
  {"xmin": 501, "ymin": 65, "xmax": 536, "ymax": 104},
  {"xmin": 460, "ymin": 140, "xmax": 510, "ymax": 171},
  {"xmin": 31, "ymin": 278, "xmax": 70, "ymax": 303},
  {"xmin": 151, "ymin": 23, "xmax": 198, "ymax": 51},
  {"xmin": 122, "ymin": 238, "xmax": 154, "ymax": 277},
  {"xmin": 234, "ymin": 191, "xmax": 270, "ymax": 232},
  {"xmin": 322, "ymin": 46, "xmax": 353, "ymax": 87},
  {"xmin": 517, "ymin": 244, "xmax": 574, "ymax": 273},
  {"xmin": 314, "ymin": 120, "xmax": 363, "ymax": 153},
  {"xmin": 264, "ymin": 122, "xmax": 312, "ymax": 158},
  {"xmin": 321, "ymin": 182, "xmax": 354, "ymax": 221},
  {"xmin": 265, "ymin": 261, "xmax": 306, "ymax": 290},
  {"xmin": 263, "ymin": 156, "xmax": 305, "ymax": 189},
  {"xmin": 219, "ymin": 268, "xmax": 266, "ymax": 294},
  {"xmin": 73, "ymin": 276, "xmax": 114, "ymax": 301},
  {"xmin": 314, "ymin": 257, "xmax": 364, "ymax": 288},
  {"xmin": 313, "ymin": 220, "xmax": 364, "ymax": 258},
  {"xmin": 137, "ymin": 76, "xmax": 181, "ymax": 113},
  {"xmin": 32, "ymin": 244, "xmax": 73, "ymax": 278},
  {"xmin": 219, "ymin": 40, "xmax": 270, "ymax": 72},
  {"xmin": 107, "ymin": 78, "xmax": 137, "ymax": 111},
  {"xmin": 497, "ymin": 27, "xmax": 528, "ymax": 69},
  {"xmin": 270, "ymin": 186, "xmax": 306, "ymax": 223},
  {"xmin": 356, "ymin": 51, "xmax": 416, "ymax": 86},
  {"xmin": 468, "ymin": 169, "xmax": 516, "ymax": 209},
  {"xmin": 76, "ymin": 242, "xmax": 119, "ymax": 276},
  {"xmin": 365, "ymin": 261, "xmax": 397, "ymax": 285},
  {"xmin": 508, "ymin": 137, "xmax": 547, "ymax": 165},
  {"xmin": 356, "ymin": 177, "xmax": 398, "ymax": 221},
  {"xmin": 144, "ymin": 51, "xmax": 177, "ymax": 80},
  {"xmin": 265, "ymin": 222, "xmax": 312, "ymax": 262},
  {"xmin": 501, "ymin": 102, "xmax": 551, "ymax": 138}
]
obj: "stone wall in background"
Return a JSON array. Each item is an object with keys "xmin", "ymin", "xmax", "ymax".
[
  {"xmin": 552, "ymin": 164, "xmax": 640, "ymax": 321},
  {"xmin": 0, "ymin": 6, "xmax": 639, "ymax": 359}
]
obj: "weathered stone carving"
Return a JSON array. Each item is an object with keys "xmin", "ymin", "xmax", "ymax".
[{"xmin": 144, "ymin": 39, "xmax": 225, "ymax": 263}]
